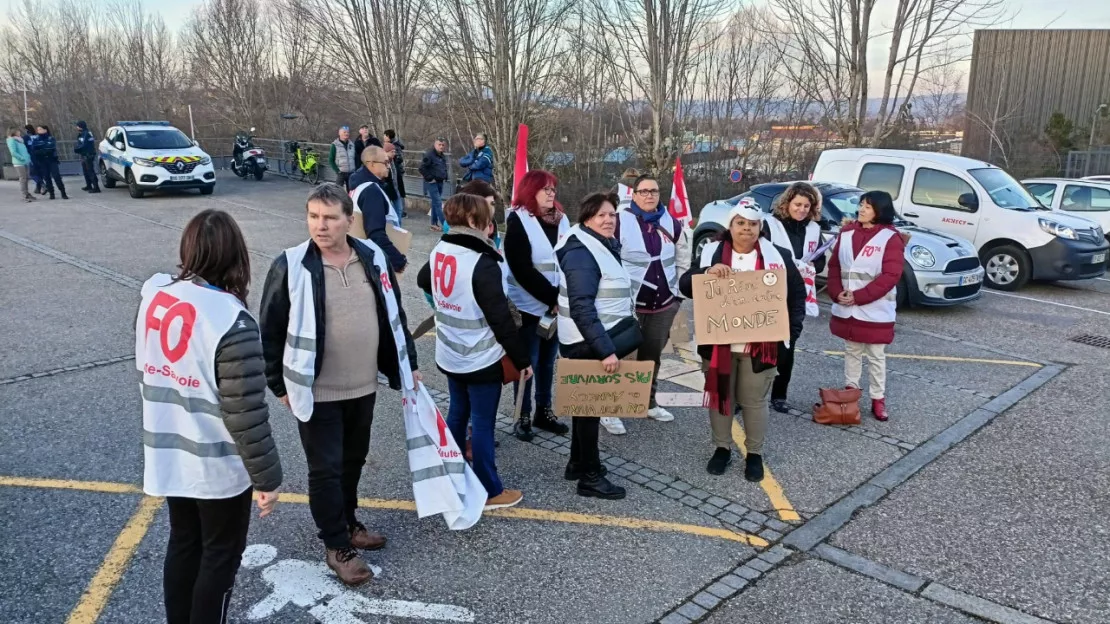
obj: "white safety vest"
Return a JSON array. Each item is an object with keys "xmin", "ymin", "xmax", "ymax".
[
  {"xmin": 504, "ymin": 209, "xmax": 568, "ymax": 316},
  {"xmin": 617, "ymin": 209, "xmax": 681, "ymax": 300},
  {"xmin": 283, "ymin": 238, "xmax": 412, "ymax": 421},
  {"xmin": 554, "ymin": 225, "xmax": 635, "ymax": 346},
  {"xmin": 351, "ymin": 180, "xmax": 400, "ymax": 227},
  {"xmin": 431, "ymin": 240, "xmax": 507, "ymax": 373},
  {"xmin": 830, "ymin": 229, "xmax": 898, "ymax": 324},
  {"xmin": 765, "ymin": 217, "xmax": 821, "ymax": 317},
  {"xmin": 136, "ymin": 274, "xmax": 252, "ymax": 499}
]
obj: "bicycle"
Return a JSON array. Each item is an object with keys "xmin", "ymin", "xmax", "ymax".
[{"xmin": 284, "ymin": 140, "xmax": 320, "ymax": 184}]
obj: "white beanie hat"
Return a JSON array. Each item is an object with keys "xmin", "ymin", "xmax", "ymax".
[{"xmin": 728, "ymin": 196, "xmax": 764, "ymax": 223}]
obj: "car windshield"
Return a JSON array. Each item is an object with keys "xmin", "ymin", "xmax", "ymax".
[
  {"xmin": 126, "ymin": 129, "xmax": 194, "ymax": 150},
  {"xmin": 825, "ymin": 190, "xmax": 861, "ymax": 221},
  {"xmin": 969, "ymin": 168, "xmax": 1043, "ymax": 211}
]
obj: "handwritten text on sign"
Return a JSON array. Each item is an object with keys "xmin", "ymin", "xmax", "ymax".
[
  {"xmin": 691, "ymin": 269, "xmax": 790, "ymax": 345},
  {"xmin": 554, "ymin": 359, "xmax": 655, "ymax": 418}
]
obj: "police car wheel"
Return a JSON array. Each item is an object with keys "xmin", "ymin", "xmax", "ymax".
[
  {"xmin": 126, "ymin": 169, "xmax": 144, "ymax": 199},
  {"xmin": 100, "ymin": 162, "xmax": 116, "ymax": 188},
  {"xmin": 199, "ymin": 184, "xmax": 215, "ymax": 195}
]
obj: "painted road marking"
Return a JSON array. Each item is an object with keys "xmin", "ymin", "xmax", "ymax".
[
  {"xmin": 822, "ymin": 351, "xmax": 1042, "ymax": 368},
  {"xmin": 656, "ymin": 391, "xmax": 706, "ymax": 407},
  {"xmin": 1, "ymin": 477, "xmax": 764, "ymax": 547},
  {"xmin": 731, "ymin": 421, "xmax": 801, "ymax": 523},
  {"xmin": 66, "ymin": 495, "xmax": 163, "ymax": 624},
  {"xmin": 667, "ymin": 370, "xmax": 706, "ymax": 391},
  {"xmin": 240, "ymin": 544, "xmax": 471, "ymax": 622},
  {"xmin": 984, "ymin": 290, "xmax": 1110, "ymax": 316}
]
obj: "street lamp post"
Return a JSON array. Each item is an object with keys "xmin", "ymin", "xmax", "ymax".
[{"xmin": 1086, "ymin": 103, "xmax": 1108, "ymax": 177}]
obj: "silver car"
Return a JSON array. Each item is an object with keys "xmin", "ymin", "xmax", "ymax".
[{"xmin": 692, "ymin": 182, "xmax": 986, "ymax": 307}]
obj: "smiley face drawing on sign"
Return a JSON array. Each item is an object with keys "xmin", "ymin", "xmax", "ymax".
[
  {"xmin": 240, "ymin": 544, "xmax": 475, "ymax": 623},
  {"xmin": 762, "ymin": 271, "xmax": 778, "ymax": 287}
]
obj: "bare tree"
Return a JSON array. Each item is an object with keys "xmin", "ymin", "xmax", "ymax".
[
  {"xmin": 771, "ymin": 0, "xmax": 1004, "ymax": 146},
  {"xmin": 591, "ymin": 0, "xmax": 730, "ymax": 174},
  {"xmin": 917, "ymin": 52, "xmax": 965, "ymax": 132},
  {"xmin": 432, "ymin": 0, "xmax": 575, "ymax": 191},
  {"xmin": 184, "ymin": 0, "xmax": 271, "ymax": 130}
]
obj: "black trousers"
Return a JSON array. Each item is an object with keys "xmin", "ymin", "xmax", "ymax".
[
  {"xmin": 570, "ymin": 417, "xmax": 601, "ymax": 474},
  {"xmin": 80, "ymin": 153, "xmax": 99, "ymax": 189},
  {"xmin": 41, "ymin": 161, "xmax": 65, "ymax": 195},
  {"xmin": 336, "ymin": 171, "xmax": 350, "ymax": 190},
  {"xmin": 298, "ymin": 393, "xmax": 376, "ymax": 549},
  {"xmin": 771, "ymin": 341, "xmax": 796, "ymax": 401},
  {"xmin": 164, "ymin": 487, "xmax": 253, "ymax": 624}
]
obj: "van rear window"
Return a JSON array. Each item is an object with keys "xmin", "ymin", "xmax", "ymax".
[{"xmin": 858, "ymin": 163, "xmax": 904, "ymax": 199}]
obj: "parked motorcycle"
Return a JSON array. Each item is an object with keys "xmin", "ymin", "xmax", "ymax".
[{"xmin": 231, "ymin": 128, "xmax": 267, "ymax": 180}]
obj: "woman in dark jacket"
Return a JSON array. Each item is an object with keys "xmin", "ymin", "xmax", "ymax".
[
  {"xmin": 760, "ymin": 182, "xmax": 825, "ymax": 413},
  {"xmin": 503, "ymin": 169, "xmax": 570, "ymax": 441},
  {"xmin": 136, "ymin": 210, "xmax": 282, "ymax": 624},
  {"xmin": 826, "ymin": 190, "xmax": 906, "ymax": 422},
  {"xmin": 555, "ymin": 192, "xmax": 629, "ymax": 500},
  {"xmin": 417, "ymin": 194, "xmax": 532, "ymax": 510},
  {"xmin": 679, "ymin": 199, "xmax": 806, "ymax": 481}
]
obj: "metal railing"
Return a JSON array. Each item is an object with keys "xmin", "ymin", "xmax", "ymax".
[{"xmin": 1066, "ymin": 148, "xmax": 1110, "ymax": 178}]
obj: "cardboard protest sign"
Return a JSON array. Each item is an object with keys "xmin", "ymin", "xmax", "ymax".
[
  {"xmin": 554, "ymin": 359, "xmax": 655, "ymax": 418},
  {"xmin": 691, "ymin": 269, "xmax": 790, "ymax": 345},
  {"xmin": 386, "ymin": 225, "xmax": 413, "ymax": 256}
]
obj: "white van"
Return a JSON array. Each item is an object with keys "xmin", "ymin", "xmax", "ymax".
[{"xmin": 812, "ymin": 149, "xmax": 1108, "ymax": 290}]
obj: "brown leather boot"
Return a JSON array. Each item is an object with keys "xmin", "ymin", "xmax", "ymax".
[
  {"xmin": 326, "ymin": 547, "xmax": 373, "ymax": 585},
  {"xmin": 349, "ymin": 522, "xmax": 387, "ymax": 550}
]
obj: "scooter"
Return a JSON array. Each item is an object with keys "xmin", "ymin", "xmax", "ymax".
[{"xmin": 231, "ymin": 128, "xmax": 267, "ymax": 180}]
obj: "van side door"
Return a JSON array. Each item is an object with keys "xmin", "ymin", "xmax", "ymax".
[
  {"xmin": 855, "ymin": 159, "xmax": 909, "ymax": 214},
  {"xmin": 904, "ymin": 161, "xmax": 980, "ymax": 243}
]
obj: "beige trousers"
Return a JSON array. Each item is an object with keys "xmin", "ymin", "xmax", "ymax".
[
  {"xmin": 844, "ymin": 341, "xmax": 887, "ymax": 399},
  {"xmin": 704, "ymin": 355, "xmax": 776, "ymax": 454}
]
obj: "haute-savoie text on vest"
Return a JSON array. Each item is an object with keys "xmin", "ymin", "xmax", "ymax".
[
  {"xmin": 136, "ymin": 274, "xmax": 251, "ymax": 499},
  {"xmin": 617, "ymin": 209, "xmax": 681, "ymax": 300},
  {"xmin": 555, "ymin": 226, "xmax": 634, "ymax": 346},
  {"xmin": 431, "ymin": 241, "xmax": 507, "ymax": 373},
  {"xmin": 283, "ymin": 238, "xmax": 411, "ymax": 421},
  {"xmin": 831, "ymin": 229, "xmax": 897, "ymax": 324},
  {"xmin": 765, "ymin": 217, "xmax": 821, "ymax": 317},
  {"xmin": 505, "ymin": 208, "xmax": 569, "ymax": 316}
]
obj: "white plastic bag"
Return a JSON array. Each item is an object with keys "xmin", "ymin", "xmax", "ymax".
[{"xmin": 402, "ymin": 383, "xmax": 487, "ymax": 530}]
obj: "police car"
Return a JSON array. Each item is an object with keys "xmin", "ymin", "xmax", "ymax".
[{"xmin": 99, "ymin": 121, "xmax": 216, "ymax": 198}]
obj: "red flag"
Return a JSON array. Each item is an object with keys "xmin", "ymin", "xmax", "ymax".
[
  {"xmin": 512, "ymin": 123, "xmax": 529, "ymax": 204},
  {"xmin": 668, "ymin": 156, "xmax": 692, "ymax": 226}
]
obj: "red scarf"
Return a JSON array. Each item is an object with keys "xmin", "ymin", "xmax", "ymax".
[{"xmin": 703, "ymin": 239, "xmax": 779, "ymax": 414}]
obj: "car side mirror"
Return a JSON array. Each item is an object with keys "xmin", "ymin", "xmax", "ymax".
[
  {"xmin": 113, "ymin": 141, "xmax": 124, "ymax": 151},
  {"xmin": 957, "ymin": 192, "xmax": 978, "ymax": 210},
  {"xmin": 193, "ymin": 140, "xmax": 199, "ymax": 147},
  {"xmin": 819, "ymin": 217, "xmax": 835, "ymax": 230}
]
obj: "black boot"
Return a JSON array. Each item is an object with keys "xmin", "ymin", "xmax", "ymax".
[
  {"xmin": 80, "ymin": 186, "xmax": 90, "ymax": 191},
  {"xmin": 533, "ymin": 407, "xmax": 569, "ymax": 435},
  {"xmin": 564, "ymin": 461, "xmax": 608, "ymax": 481},
  {"xmin": 89, "ymin": 186, "xmax": 101, "ymax": 193},
  {"xmin": 744, "ymin": 453, "xmax": 765, "ymax": 482},
  {"xmin": 513, "ymin": 412, "xmax": 534, "ymax": 442},
  {"xmin": 706, "ymin": 447, "xmax": 733, "ymax": 475},
  {"xmin": 59, "ymin": 184, "xmax": 68, "ymax": 199},
  {"xmin": 48, "ymin": 190, "xmax": 55, "ymax": 199},
  {"xmin": 770, "ymin": 399, "xmax": 789, "ymax": 414},
  {"xmin": 577, "ymin": 473, "xmax": 625, "ymax": 499}
]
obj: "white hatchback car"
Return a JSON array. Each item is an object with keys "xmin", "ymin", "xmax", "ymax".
[
  {"xmin": 1022, "ymin": 178, "xmax": 1110, "ymax": 243},
  {"xmin": 99, "ymin": 121, "xmax": 216, "ymax": 198}
]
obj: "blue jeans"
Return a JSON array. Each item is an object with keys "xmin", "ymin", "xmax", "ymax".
[
  {"xmin": 446, "ymin": 377, "xmax": 503, "ymax": 497},
  {"xmin": 425, "ymin": 181, "xmax": 444, "ymax": 226},
  {"xmin": 513, "ymin": 315, "xmax": 558, "ymax": 416}
]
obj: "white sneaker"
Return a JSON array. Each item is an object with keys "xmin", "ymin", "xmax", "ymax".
[
  {"xmin": 647, "ymin": 406, "xmax": 674, "ymax": 422},
  {"xmin": 600, "ymin": 417, "xmax": 626, "ymax": 435}
]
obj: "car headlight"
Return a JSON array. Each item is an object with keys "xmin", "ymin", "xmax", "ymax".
[
  {"xmin": 1038, "ymin": 218, "xmax": 1078, "ymax": 240},
  {"xmin": 199, "ymin": 156, "xmax": 211, "ymax": 165},
  {"xmin": 132, "ymin": 157, "xmax": 157, "ymax": 167},
  {"xmin": 909, "ymin": 244, "xmax": 935, "ymax": 268}
]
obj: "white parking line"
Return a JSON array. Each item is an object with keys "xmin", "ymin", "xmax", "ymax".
[
  {"xmin": 983, "ymin": 290, "xmax": 1110, "ymax": 316},
  {"xmin": 1096, "ymin": 277, "xmax": 1110, "ymax": 283}
]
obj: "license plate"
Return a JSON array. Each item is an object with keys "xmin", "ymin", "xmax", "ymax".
[
  {"xmin": 170, "ymin": 175, "xmax": 193, "ymax": 182},
  {"xmin": 960, "ymin": 273, "xmax": 982, "ymax": 286},
  {"xmin": 1093, "ymin": 253, "xmax": 1107, "ymax": 264}
]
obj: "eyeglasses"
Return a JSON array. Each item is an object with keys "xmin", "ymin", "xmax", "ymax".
[
  {"xmin": 635, "ymin": 189, "xmax": 660, "ymax": 196},
  {"xmin": 541, "ymin": 186, "xmax": 556, "ymax": 194},
  {"xmin": 371, "ymin": 160, "xmax": 389, "ymax": 165}
]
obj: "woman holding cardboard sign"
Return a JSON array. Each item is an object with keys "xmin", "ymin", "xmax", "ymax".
[
  {"xmin": 761, "ymin": 182, "xmax": 825, "ymax": 414},
  {"xmin": 554, "ymin": 192, "xmax": 638, "ymax": 500},
  {"xmin": 826, "ymin": 190, "xmax": 906, "ymax": 422},
  {"xmin": 679, "ymin": 198, "xmax": 806, "ymax": 481}
]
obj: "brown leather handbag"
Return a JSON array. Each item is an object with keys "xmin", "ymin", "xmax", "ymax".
[{"xmin": 813, "ymin": 387, "xmax": 862, "ymax": 425}]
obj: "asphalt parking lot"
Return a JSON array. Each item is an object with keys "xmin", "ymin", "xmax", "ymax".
[{"xmin": 1, "ymin": 173, "xmax": 1107, "ymax": 624}]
